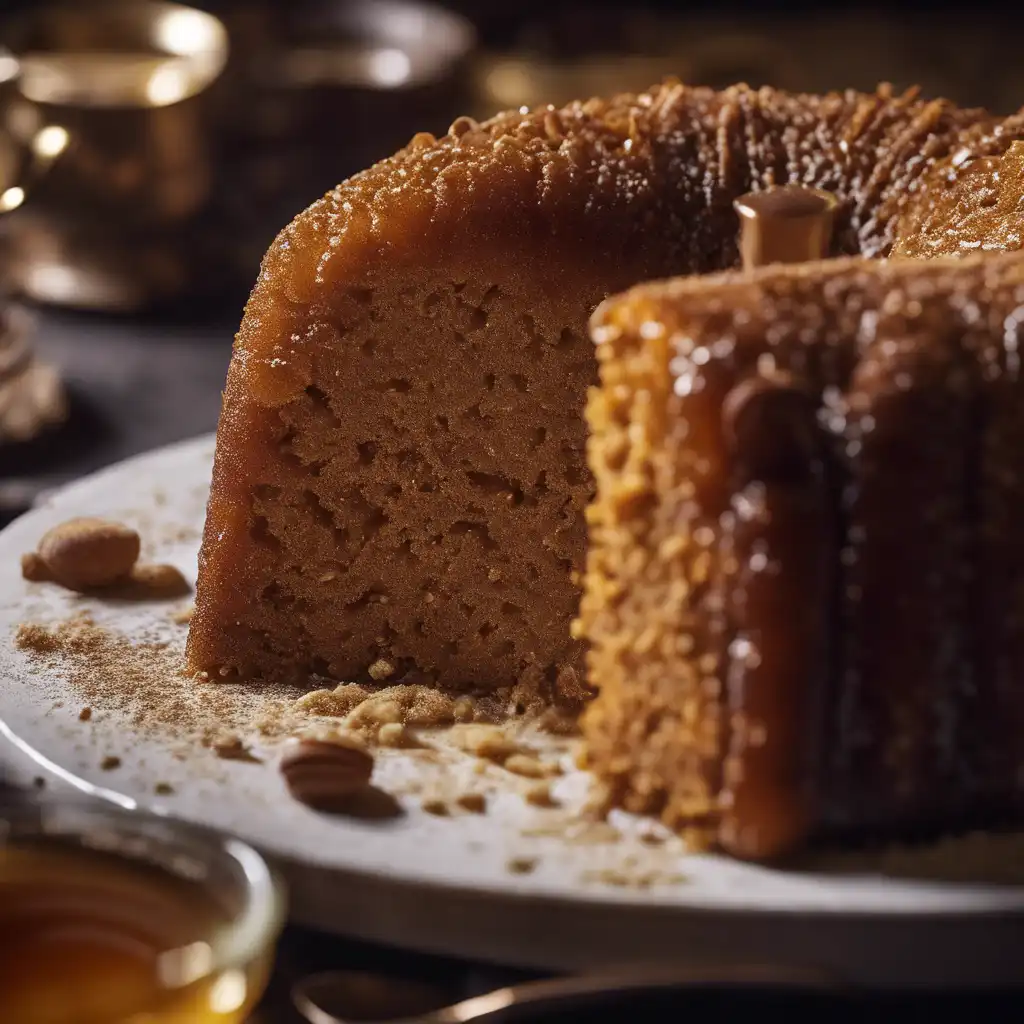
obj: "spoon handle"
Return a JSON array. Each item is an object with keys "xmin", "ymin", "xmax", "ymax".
[
  {"xmin": 293, "ymin": 963, "xmax": 846, "ymax": 1024},
  {"xmin": 434, "ymin": 964, "xmax": 844, "ymax": 1023}
]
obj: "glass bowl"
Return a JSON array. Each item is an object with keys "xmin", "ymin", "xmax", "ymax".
[{"xmin": 0, "ymin": 793, "xmax": 286, "ymax": 1022}]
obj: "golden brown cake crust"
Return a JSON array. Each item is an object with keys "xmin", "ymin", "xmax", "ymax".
[
  {"xmin": 188, "ymin": 80, "xmax": 1024, "ymax": 702},
  {"xmin": 580, "ymin": 251, "xmax": 1024, "ymax": 858},
  {"xmin": 894, "ymin": 134, "xmax": 1024, "ymax": 258}
]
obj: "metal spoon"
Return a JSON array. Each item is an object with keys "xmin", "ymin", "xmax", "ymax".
[{"xmin": 292, "ymin": 964, "xmax": 846, "ymax": 1024}]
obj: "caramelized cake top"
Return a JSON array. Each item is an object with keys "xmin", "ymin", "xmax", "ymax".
[{"xmin": 232, "ymin": 81, "xmax": 1024, "ymax": 411}]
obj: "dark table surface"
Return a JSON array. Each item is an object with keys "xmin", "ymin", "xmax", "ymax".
[{"xmin": 2, "ymin": 302, "xmax": 1023, "ymax": 1019}]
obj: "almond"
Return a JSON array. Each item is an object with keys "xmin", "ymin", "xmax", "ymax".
[
  {"xmin": 20, "ymin": 551, "xmax": 50, "ymax": 582},
  {"xmin": 36, "ymin": 517, "xmax": 140, "ymax": 590}
]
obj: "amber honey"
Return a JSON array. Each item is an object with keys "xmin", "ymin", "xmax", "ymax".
[{"xmin": 0, "ymin": 803, "xmax": 283, "ymax": 1024}]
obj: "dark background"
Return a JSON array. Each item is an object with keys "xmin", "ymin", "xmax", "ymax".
[{"xmin": 3, "ymin": 0, "xmax": 1022, "ymax": 589}]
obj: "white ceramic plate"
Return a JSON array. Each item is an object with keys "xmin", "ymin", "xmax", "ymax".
[{"xmin": 1, "ymin": 434, "xmax": 1023, "ymax": 988}]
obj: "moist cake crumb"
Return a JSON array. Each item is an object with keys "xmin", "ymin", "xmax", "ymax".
[
  {"xmin": 340, "ymin": 684, "xmax": 485, "ymax": 736},
  {"xmin": 100, "ymin": 755, "xmax": 121, "ymax": 770},
  {"xmin": 504, "ymin": 753, "xmax": 557, "ymax": 779},
  {"xmin": 523, "ymin": 782, "xmax": 556, "ymax": 807},
  {"xmin": 455, "ymin": 791, "xmax": 487, "ymax": 814},
  {"xmin": 15, "ymin": 621, "xmax": 66, "ymax": 655},
  {"xmin": 639, "ymin": 830, "xmax": 666, "ymax": 846},
  {"xmin": 14, "ymin": 607, "xmax": 1024, "ymax": 884},
  {"xmin": 453, "ymin": 697, "xmax": 475, "ymax": 723},
  {"xmin": 288, "ymin": 681, "xmax": 561, "ymax": 741},
  {"xmin": 421, "ymin": 797, "xmax": 449, "ymax": 816},
  {"xmin": 13, "ymin": 614, "xmax": 305, "ymax": 754},
  {"xmin": 377, "ymin": 722, "xmax": 414, "ymax": 748},
  {"xmin": 581, "ymin": 867, "xmax": 687, "ymax": 889},
  {"xmin": 507, "ymin": 856, "xmax": 537, "ymax": 875},
  {"xmin": 347, "ymin": 697, "xmax": 402, "ymax": 731},
  {"xmin": 449, "ymin": 724, "xmax": 522, "ymax": 764},
  {"xmin": 292, "ymin": 683, "xmax": 370, "ymax": 717},
  {"xmin": 78, "ymin": 707, "xmax": 91, "ymax": 721},
  {"xmin": 580, "ymin": 781, "xmax": 614, "ymax": 822},
  {"xmin": 367, "ymin": 658, "xmax": 395, "ymax": 681},
  {"xmin": 521, "ymin": 818, "xmax": 623, "ymax": 844},
  {"xmin": 211, "ymin": 733, "xmax": 260, "ymax": 762}
]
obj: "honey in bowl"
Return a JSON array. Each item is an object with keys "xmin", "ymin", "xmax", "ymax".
[{"xmin": 0, "ymin": 800, "xmax": 284, "ymax": 1024}]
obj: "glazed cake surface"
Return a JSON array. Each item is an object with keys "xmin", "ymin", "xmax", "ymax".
[
  {"xmin": 580, "ymin": 252, "xmax": 1024, "ymax": 859},
  {"xmin": 187, "ymin": 81, "xmax": 1024, "ymax": 705}
]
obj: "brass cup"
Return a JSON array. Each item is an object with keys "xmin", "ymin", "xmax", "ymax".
[
  {"xmin": 4, "ymin": 0, "xmax": 227, "ymax": 225},
  {"xmin": 0, "ymin": 0, "xmax": 229, "ymax": 309}
]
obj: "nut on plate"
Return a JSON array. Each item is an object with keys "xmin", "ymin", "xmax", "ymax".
[
  {"xmin": 130, "ymin": 562, "xmax": 191, "ymax": 596},
  {"xmin": 30, "ymin": 517, "xmax": 140, "ymax": 590},
  {"xmin": 279, "ymin": 734, "xmax": 375, "ymax": 810}
]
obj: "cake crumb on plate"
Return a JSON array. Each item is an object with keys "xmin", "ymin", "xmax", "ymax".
[
  {"xmin": 507, "ymin": 856, "xmax": 537, "ymax": 875},
  {"xmin": 455, "ymin": 791, "xmax": 487, "ymax": 814}
]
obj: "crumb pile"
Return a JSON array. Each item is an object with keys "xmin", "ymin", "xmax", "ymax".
[
  {"xmin": 11, "ymin": 613, "xmax": 569, "ymax": 759},
  {"xmin": 14, "ymin": 615, "xmax": 302, "ymax": 753}
]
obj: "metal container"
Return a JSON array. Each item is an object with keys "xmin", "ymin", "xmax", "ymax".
[{"xmin": 0, "ymin": 0, "xmax": 229, "ymax": 310}]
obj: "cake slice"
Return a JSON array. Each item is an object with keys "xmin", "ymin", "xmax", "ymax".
[{"xmin": 579, "ymin": 251, "xmax": 1024, "ymax": 860}]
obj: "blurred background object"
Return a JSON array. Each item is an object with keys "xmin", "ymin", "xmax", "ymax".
[
  {"xmin": 0, "ymin": 0, "xmax": 1019, "ymax": 315},
  {"xmin": 0, "ymin": 304, "xmax": 65, "ymax": 447},
  {"xmin": 462, "ymin": 7, "xmax": 1018, "ymax": 118},
  {"xmin": 0, "ymin": 0, "xmax": 1019, "ymax": 510},
  {"xmin": 0, "ymin": 796, "xmax": 285, "ymax": 1022},
  {"xmin": 1, "ymin": 0, "xmax": 230, "ymax": 311},
  {"xmin": 0, "ymin": 0, "xmax": 476, "ymax": 314},
  {"xmin": 0, "ymin": 0, "xmax": 1018, "ymax": 510}
]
